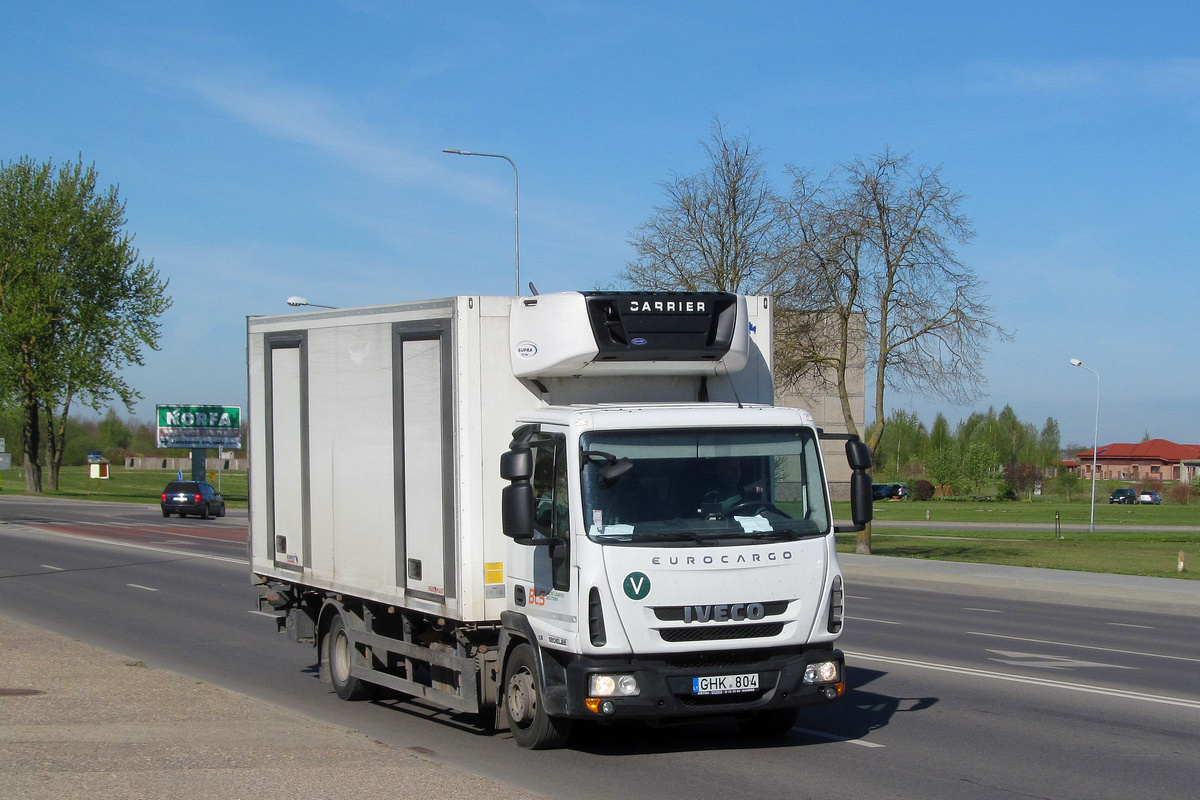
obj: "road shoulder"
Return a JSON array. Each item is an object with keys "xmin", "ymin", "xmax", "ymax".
[{"xmin": 0, "ymin": 613, "xmax": 547, "ymax": 800}]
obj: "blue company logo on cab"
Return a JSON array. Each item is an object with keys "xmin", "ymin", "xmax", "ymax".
[{"xmin": 630, "ymin": 337, "xmax": 648, "ymax": 345}]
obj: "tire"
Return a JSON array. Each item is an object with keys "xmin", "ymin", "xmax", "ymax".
[
  {"xmin": 218, "ymin": 505, "xmax": 226, "ymax": 518},
  {"xmin": 326, "ymin": 614, "xmax": 377, "ymax": 701},
  {"xmin": 737, "ymin": 707, "xmax": 800, "ymax": 737},
  {"xmin": 504, "ymin": 643, "xmax": 571, "ymax": 749},
  {"xmin": 162, "ymin": 509, "xmax": 171, "ymax": 517},
  {"xmin": 200, "ymin": 503, "xmax": 210, "ymax": 520}
]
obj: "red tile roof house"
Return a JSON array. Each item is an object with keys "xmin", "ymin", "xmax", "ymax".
[{"xmin": 1073, "ymin": 439, "xmax": 1200, "ymax": 483}]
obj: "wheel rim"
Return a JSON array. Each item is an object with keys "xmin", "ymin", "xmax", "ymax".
[
  {"xmin": 331, "ymin": 629, "xmax": 352, "ymax": 684},
  {"xmin": 507, "ymin": 667, "xmax": 537, "ymax": 727}
]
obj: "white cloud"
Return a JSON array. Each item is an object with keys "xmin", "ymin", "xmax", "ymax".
[
  {"xmin": 178, "ymin": 69, "xmax": 502, "ymax": 201},
  {"xmin": 967, "ymin": 57, "xmax": 1200, "ymax": 97}
]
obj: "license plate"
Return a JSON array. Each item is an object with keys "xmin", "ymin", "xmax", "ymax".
[{"xmin": 692, "ymin": 673, "xmax": 759, "ymax": 695}]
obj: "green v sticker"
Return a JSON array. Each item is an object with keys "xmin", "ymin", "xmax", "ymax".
[{"xmin": 623, "ymin": 572, "xmax": 651, "ymax": 600}]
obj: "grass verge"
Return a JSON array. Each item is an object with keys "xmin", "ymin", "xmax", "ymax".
[{"xmin": 0, "ymin": 466, "xmax": 247, "ymax": 507}]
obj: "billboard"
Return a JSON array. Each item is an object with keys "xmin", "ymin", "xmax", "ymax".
[{"xmin": 157, "ymin": 405, "xmax": 242, "ymax": 449}]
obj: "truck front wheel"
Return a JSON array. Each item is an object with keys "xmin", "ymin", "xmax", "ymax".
[
  {"xmin": 504, "ymin": 643, "xmax": 570, "ymax": 749},
  {"xmin": 326, "ymin": 615, "xmax": 378, "ymax": 701}
]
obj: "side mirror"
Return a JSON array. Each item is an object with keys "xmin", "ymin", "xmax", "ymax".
[
  {"xmin": 845, "ymin": 440, "xmax": 871, "ymax": 472},
  {"xmin": 841, "ymin": 438, "xmax": 873, "ymax": 531},
  {"xmin": 502, "ymin": 482, "xmax": 535, "ymax": 540},
  {"xmin": 500, "ymin": 449, "xmax": 533, "ymax": 482},
  {"xmin": 849, "ymin": 471, "xmax": 873, "ymax": 526}
]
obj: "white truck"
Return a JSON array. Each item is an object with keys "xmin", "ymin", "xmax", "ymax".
[{"xmin": 248, "ymin": 291, "xmax": 872, "ymax": 749}]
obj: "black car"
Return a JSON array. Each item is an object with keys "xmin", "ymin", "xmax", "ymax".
[
  {"xmin": 161, "ymin": 480, "xmax": 226, "ymax": 519},
  {"xmin": 1109, "ymin": 488, "xmax": 1137, "ymax": 505},
  {"xmin": 872, "ymin": 483, "xmax": 908, "ymax": 501}
]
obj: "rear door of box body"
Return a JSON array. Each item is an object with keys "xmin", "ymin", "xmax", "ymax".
[
  {"xmin": 264, "ymin": 332, "xmax": 309, "ymax": 571},
  {"xmin": 393, "ymin": 318, "xmax": 457, "ymax": 603}
]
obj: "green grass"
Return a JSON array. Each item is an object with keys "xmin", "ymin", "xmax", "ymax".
[
  {"xmin": 836, "ymin": 530, "xmax": 1199, "ymax": 581},
  {"xmin": 0, "ymin": 465, "xmax": 247, "ymax": 507},
  {"xmin": 795, "ymin": 499, "xmax": 1199, "ymax": 580},
  {"xmin": 838, "ymin": 499, "xmax": 1200, "ymax": 526}
]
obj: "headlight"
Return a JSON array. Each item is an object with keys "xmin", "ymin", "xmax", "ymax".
[
  {"xmin": 803, "ymin": 660, "xmax": 840, "ymax": 684},
  {"xmin": 588, "ymin": 673, "xmax": 640, "ymax": 697}
]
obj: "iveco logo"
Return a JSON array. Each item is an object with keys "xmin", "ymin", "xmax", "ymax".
[{"xmin": 683, "ymin": 603, "xmax": 766, "ymax": 623}]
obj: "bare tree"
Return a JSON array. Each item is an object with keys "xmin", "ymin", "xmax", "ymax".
[
  {"xmin": 780, "ymin": 150, "xmax": 1005, "ymax": 552},
  {"xmin": 620, "ymin": 119, "xmax": 789, "ymax": 295},
  {"xmin": 782, "ymin": 150, "xmax": 1005, "ymax": 452}
]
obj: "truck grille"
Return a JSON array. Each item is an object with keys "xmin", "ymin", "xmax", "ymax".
[
  {"xmin": 652, "ymin": 600, "xmax": 790, "ymax": 621},
  {"xmin": 657, "ymin": 622, "xmax": 784, "ymax": 642}
]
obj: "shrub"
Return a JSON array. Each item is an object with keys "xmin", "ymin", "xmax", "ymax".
[
  {"xmin": 1169, "ymin": 482, "xmax": 1197, "ymax": 505},
  {"xmin": 914, "ymin": 479, "xmax": 935, "ymax": 501}
]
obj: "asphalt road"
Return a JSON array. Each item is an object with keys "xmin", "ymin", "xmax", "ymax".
[{"xmin": 2, "ymin": 496, "xmax": 1198, "ymax": 800}]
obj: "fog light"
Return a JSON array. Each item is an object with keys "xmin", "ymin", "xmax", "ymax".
[
  {"xmin": 588, "ymin": 673, "xmax": 640, "ymax": 697},
  {"xmin": 803, "ymin": 660, "xmax": 840, "ymax": 684}
]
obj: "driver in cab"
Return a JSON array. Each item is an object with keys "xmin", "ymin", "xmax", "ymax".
[{"xmin": 698, "ymin": 457, "xmax": 764, "ymax": 518}]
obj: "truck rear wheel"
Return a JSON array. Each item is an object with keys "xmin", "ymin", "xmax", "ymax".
[
  {"xmin": 326, "ymin": 615, "xmax": 378, "ymax": 701},
  {"xmin": 504, "ymin": 643, "xmax": 570, "ymax": 749}
]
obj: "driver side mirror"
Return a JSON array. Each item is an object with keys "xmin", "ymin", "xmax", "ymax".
[
  {"xmin": 500, "ymin": 448, "xmax": 535, "ymax": 540},
  {"xmin": 845, "ymin": 439, "xmax": 873, "ymax": 530}
]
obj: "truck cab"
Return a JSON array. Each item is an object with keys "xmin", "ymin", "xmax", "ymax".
[{"xmin": 498, "ymin": 402, "xmax": 861, "ymax": 748}]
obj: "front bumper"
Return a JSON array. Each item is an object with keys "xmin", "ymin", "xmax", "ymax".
[{"xmin": 550, "ymin": 645, "xmax": 844, "ymax": 721}]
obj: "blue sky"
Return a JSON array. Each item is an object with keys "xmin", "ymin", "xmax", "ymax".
[{"xmin": 4, "ymin": 1, "xmax": 1197, "ymax": 448}]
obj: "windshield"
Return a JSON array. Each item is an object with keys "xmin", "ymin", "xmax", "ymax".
[{"xmin": 580, "ymin": 427, "xmax": 830, "ymax": 546}]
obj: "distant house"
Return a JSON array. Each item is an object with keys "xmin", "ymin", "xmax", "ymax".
[{"xmin": 1072, "ymin": 439, "xmax": 1200, "ymax": 483}]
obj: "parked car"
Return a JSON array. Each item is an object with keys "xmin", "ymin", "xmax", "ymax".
[
  {"xmin": 1138, "ymin": 490, "xmax": 1162, "ymax": 505},
  {"xmin": 160, "ymin": 480, "xmax": 226, "ymax": 519},
  {"xmin": 872, "ymin": 483, "xmax": 908, "ymax": 501},
  {"xmin": 1109, "ymin": 488, "xmax": 1137, "ymax": 505}
]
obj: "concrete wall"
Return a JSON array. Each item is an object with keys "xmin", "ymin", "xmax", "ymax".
[
  {"xmin": 774, "ymin": 311, "xmax": 867, "ymax": 500},
  {"xmin": 125, "ymin": 456, "xmax": 247, "ymax": 472}
]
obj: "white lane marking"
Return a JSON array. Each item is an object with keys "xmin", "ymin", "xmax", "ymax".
[
  {"xmin": 963, "ymin": 607, "xmax": 1004, "ymax": 613},
  {"xmin": 40, "ymin": 564, "xmax": 64, "ymax": 571},
  {"xmin": 845, "ymin": 650, "xmax": 1200, "ymax": 710},
  {"xmin": 10, "ymin": 525, "xmax": 246, "ymax": 565},
  {"xmin": 986, "ymin": 650, "xmax": 1136, "ymax": 671},
  {"xmin": 846, "ymin": 616, "xmax": 903, "ymax": 625},
  {"xmin": 793, "ymin": 726, "xmax": 885, "ymax": 748},
  {"xmin": 249, "ymin": 611, "xmax": 281, "ymax": 618},
  {"xmin": 845, "ymin": 595, "xmax": 872, "ymax": 600},
  {"xmin": 967, "ymin": 631, "xmax": 1200, "ymax": 665},
  {"xmin": 127, "ymin": 583, "xmax": 159, "ymax": 592},
  {"xmin": 1107, "ymin": 622, "xmax": 1155, "ymax": 630}
]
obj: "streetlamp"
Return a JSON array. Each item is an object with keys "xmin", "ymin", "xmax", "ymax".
[
  {"xmin": 442, "ymin": 148, "xmax": 520, "ymax": 296},
  {"xmin": 286, "ymin": 296, "xmax": 336, "ymax": 309},
  {"xmin": 1070, "ymin": 358, "xmax": 1100, "ymax": 532}
]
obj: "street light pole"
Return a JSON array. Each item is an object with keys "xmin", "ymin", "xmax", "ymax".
[
  {"xmin": 442, "ymin": 148, "xmax": 520, "ymax": 296},
  {"xmin": 286, "ymin": 296, "xmax": 336, "ymax": 309},
  {"xmin": 1070, "ymin": 358, "xmax": 1100, "ymax": 532}
]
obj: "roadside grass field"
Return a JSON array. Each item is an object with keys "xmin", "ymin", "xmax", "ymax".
[
  {"xmin": 0, "ymin": 466, "xmax": 248, "ymax": 508},
  {"xmin": 864, "ymin": 497, "xmax": 1200, "ymax": 527},
  {"xmin": 835, "ymin": 530, "xmax": 1200, "ymax": 581},
  {"xmin": 808, "ymin": 500, "xmax": 1199, "ymax": 580}
]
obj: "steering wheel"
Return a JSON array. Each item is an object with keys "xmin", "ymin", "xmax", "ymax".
[{"xmin": 726, "ymin": 501, "xmax": 789, "ymax": 518}]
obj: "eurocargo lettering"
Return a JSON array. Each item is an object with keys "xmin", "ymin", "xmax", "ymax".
[{"xmin": 248, "ymin": 291, "xmax": 873, "ymax": 749}]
